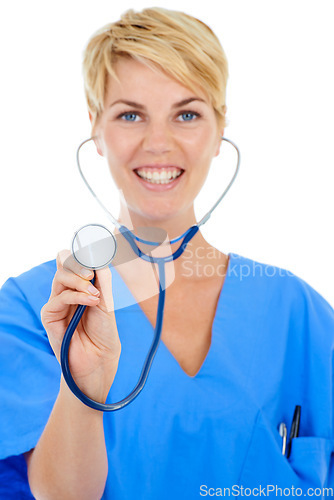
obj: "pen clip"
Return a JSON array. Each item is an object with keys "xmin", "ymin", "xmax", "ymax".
[{"xmin": 278, "ymin": 423, "xmax": 287, "ymax": 456}]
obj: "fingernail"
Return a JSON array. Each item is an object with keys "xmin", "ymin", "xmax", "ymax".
[
  {"xmin": 88, "ymin": 284, "xmax": 100, "ymax": 296},
  {"xmin": 81, "ymin": 268, "xmax": 94, "ymax": 278},
  {"xmin": 88, "ymin": 295, "xmax": 100, "ymax": 302}
]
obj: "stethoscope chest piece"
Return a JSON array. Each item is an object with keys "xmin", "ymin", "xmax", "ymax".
[{"xmin": 72, "ymin": 223, "xmax": 117, "ymax": 270}]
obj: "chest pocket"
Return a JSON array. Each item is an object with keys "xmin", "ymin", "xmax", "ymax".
[{"xmin": 239, "ymin": 410, "xmax": 334, "ymax": 491}]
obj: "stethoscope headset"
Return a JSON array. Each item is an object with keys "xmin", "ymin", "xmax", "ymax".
[{"xmin": 60, "ymin": 136, "xmax": 240, "ymax": 411}]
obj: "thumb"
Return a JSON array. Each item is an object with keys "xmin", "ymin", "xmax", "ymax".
[{"xmin": 94, "ymin": 266, "xmax": 115, "ymax": 312}]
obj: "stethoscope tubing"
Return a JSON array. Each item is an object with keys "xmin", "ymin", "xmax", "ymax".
[
  {"xmin": 60, "ymin": 230, "xmax": 194, "ymax": 412},
  {"xmin": 60, "ymin": 136, "xmax": 240, "ymax": 411}
]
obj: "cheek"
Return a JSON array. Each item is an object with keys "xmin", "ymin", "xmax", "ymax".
[
  {"xmin": 189, "ymin": 139, "xmax": 219, "ymax": 167},
  {"xmin": 102, "ymin": 138, "xmax": 137, "ymax": 186},
  {"xmin": 189, "ymin": 126, "xmax": 220, "ymax": 155},
  {"xmin": 103, "ymin": 129, "xmax": 138, "ymax": 163}
]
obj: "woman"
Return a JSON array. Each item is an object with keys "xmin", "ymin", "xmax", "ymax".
[{"xmin": 0, "ymin": 7, "xmax": 333, "ymax": 499}]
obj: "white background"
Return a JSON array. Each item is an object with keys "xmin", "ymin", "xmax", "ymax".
[{"xmin": 0, "ymin": 0, "xmax": 333, "ymax": 306}]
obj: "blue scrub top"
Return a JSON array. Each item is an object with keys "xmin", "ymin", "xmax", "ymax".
[{"xmin": 0, "ymin": 253, "xmax": 333, "ymax": 499}]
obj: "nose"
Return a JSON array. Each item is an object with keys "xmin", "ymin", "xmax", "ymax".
[{"xmin": 142, "ymin": 120, "xmax": 173, "ymax": 155}]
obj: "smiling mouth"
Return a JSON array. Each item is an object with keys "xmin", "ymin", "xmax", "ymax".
[{"xmin": 134, "ymin": 168, "xmax": 184, "ymax": 184}]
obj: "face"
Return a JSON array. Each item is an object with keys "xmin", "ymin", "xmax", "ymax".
[{"xmin": 92, "ymin": 58, "xmax": 223, "ymax": 226}]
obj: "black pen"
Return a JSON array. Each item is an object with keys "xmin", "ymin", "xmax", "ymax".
[{"xmin": 286, "ymin": 405, "xmax": 301, "ymax": 458}]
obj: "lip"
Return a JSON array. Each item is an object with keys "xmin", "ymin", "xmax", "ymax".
[{"xmin": 133, "ymin": 169, "xmax": 185, "ymax": 191}]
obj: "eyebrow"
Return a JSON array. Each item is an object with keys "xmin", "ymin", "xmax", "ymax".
[{"xmin": 109, "ymin": 97, "xmax": 206, "ymax": 109}]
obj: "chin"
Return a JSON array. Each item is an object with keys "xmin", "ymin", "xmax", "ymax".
[{"xmin": 136, "ymin": 201, "xmax": 180, "ymax": 219}]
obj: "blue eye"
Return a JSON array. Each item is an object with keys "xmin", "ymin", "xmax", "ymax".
[
  {"xmin": 120, "ymin": 112, "xmax": 140, "ymax": 122},
  {"xmin": 178, "ymin": 111, "xmax": 199, "ymax": 121}
]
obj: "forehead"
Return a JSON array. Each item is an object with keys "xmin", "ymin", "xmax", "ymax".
[{"xmin": 104, "ymin": 57, "xmax": 210, "ymax": 105}]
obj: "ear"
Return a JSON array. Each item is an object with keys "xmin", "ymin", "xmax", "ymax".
[
  {"xmin": 93, "ymin": 136, "xmax": 104, "ymax": 157},
  {"xmin": 214, "ymin": 129, "xmax": 224, "ymax": 157},
  {"xmin": 214, "ymin": 105, "xmax": 227, "ymax": 156},
  {"xmin": 88, "ymin": 112, "xmax": 103, "ymax": 157}
]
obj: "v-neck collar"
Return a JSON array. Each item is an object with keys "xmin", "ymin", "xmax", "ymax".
[{"xmin": 111, "ymin": 252, "xmax": 238, "ymax": 379}]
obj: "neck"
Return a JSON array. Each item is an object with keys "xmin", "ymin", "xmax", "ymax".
[
  {"xmin": 116, "ymin": 204, "xmax": 198, "ymax": 243},
  {"xmin": 112, "ymin": 205, "xmax": 227, "ymax": 285}
]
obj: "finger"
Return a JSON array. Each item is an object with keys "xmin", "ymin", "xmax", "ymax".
[
  {"xmin": 56, "ymin": 249, "xmax": 71, "ymax": 270},
  {"xmin": 51, "ymin": 250, "xmax": 95, "ymax": 299},
  {"xmin": 51, "ymin": 268, "xmax": 100, "ymax": 299},
  {"xmin": 44, "ymin": 289, "xmax": 100, "ymax": 317},
  {"xmin": 94, "ymin": 266, "xmax": 115, "ymax": 312},
  {"xmin": 57, "ymin": 249, "xmax": 94, "ymax": 279}
]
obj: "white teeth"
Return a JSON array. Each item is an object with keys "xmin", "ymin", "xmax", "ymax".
[{"xmin": 135, "ymin": 169, "xmax": 183, "ymax": 184}]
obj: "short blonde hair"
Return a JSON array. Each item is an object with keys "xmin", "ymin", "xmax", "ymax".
[{"xmin": 83, "ymin": 7, "xmax": 228, "ymax": 128}]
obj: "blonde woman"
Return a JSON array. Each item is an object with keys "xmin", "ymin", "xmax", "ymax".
[{"xmin": 0, "ymin": 8, "xmax": 333, "ymax": 500}]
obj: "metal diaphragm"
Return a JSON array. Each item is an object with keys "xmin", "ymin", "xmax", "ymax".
[{"xmin": 72, "ymin": 223, "xmax": 117, "ymax": 270}]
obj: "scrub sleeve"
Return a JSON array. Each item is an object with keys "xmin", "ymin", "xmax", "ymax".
[
  {"xmin": 0, "ymin": 254, "xmax": 333, "ymax": 499},
  {"xmin": 0, "ymin": 261, "xmax": 59, "ymax": 499}
]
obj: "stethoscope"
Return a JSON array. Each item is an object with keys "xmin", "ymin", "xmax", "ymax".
[{"xmin": 60, "ymin": 136, "xmax": 240, "ymax": 412}]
